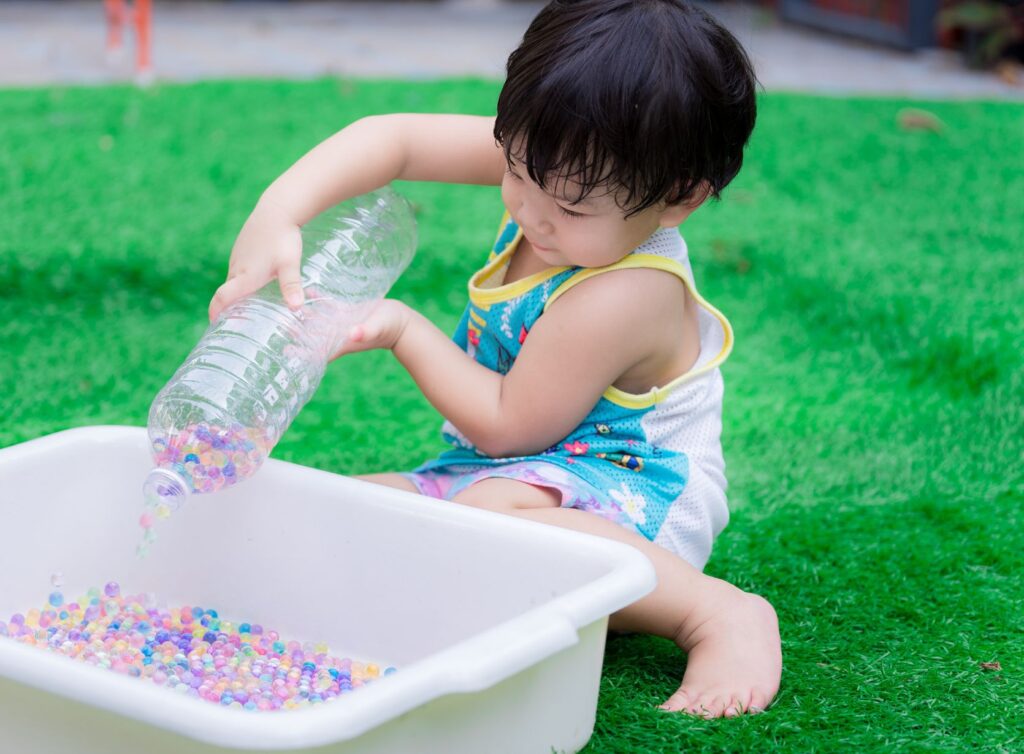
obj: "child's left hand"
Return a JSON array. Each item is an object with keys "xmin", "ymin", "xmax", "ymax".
[{"xmin": 332, "ymin": 299, "xmax": 412, "ymax": 359}]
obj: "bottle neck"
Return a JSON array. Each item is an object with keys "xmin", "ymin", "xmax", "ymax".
[{"xmin": 143, "ymin": 468, "xmax": 190, "ymax": 512}]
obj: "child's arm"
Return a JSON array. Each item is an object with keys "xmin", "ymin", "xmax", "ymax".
[
  {"xmin": 209, "ymin": 114, "xmax": 505, "ymax": 321},
  {"xmin": 338, "ymin": 268, "xmax": 685, "ymax": 458}
]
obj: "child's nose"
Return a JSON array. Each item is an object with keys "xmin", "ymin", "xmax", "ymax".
[{"xmin": 517, "ymin": 197, "xmax": 554, "ymax": 237}]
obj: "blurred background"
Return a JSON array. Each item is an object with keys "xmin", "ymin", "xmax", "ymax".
[{"xmin": 0, "ymin": 0, "xmax": 1022, "ymax": 97}]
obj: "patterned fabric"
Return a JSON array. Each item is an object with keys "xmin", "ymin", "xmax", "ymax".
[
  {"xmin": 414, "ymin": 213, "xmax": 734, "ymax": 568},
  {"xmin": 403, "ymin": 462, "xmax": 648, "ymax": 530}
]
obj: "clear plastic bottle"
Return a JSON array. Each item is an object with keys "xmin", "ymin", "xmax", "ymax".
[{"xmin": 142, "ymin": 187, "xmax": 417, "ymax": 518}]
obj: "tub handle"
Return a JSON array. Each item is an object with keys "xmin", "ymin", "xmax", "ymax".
[{"xmin": 441, "ymin": 612, "xmax": 580, "ymax": 693}]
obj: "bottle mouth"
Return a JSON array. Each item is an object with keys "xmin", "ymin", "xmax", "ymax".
[{"xmin": 143, "ymin": 468, "xmax": 190, "ymax": 512}]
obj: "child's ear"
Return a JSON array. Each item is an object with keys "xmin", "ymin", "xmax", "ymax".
[{"xmin": 657, "ymin": 182, "xmax": 712, "ymax": 227}]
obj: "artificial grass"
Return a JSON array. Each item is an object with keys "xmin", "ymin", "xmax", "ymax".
[{"xmin": 1, "ymin": 78, "xmax": 1021, "ymax": 752}]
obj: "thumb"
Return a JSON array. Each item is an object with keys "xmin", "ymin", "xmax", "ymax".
[
  {"xmin": 209, "ymin": 274, "xmax": 260, "ymax": 322},
  {"xmin": 278, "ymin": 265, "xmax": 304, "ymax": 309},
  {"xmin": 330, "ymin": 323, "xmax": 369, "ymax": 360}
]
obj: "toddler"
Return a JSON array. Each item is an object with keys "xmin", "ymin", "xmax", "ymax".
[{"xmin": 210, "ymin": 0, "xmax": 781, "ymax": 718}]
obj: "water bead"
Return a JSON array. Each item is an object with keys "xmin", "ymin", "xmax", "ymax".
[
  {"xmin": 48, "ymin": 591, "xmax": 64, "ymax": 608},
  {"xmin": 5, "ymin": 585, "xmax": 394, "ymax": 712}
]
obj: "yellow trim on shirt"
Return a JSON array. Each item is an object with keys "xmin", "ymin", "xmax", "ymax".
[
  {"xmin": 603, "ymin": 384, "xmax": 663, "ymax": 409},
  {"xmin": 543, "ymin": 253, "xmax": 734, "ymax": 408},
  {"xmin": 468, "ymin": 222, "xmax": 572, "ymax": 306}
]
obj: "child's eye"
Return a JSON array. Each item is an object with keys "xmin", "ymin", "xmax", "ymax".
[
  {"xmin": 557, "ymin": 205, "xmax": 584, "ymax": 219},
  {"xmin": 506, "ymin": 167, "xmax": 522, "ymax": 181}
]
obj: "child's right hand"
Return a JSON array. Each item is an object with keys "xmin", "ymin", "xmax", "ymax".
[{"xmin": 208, "ymin": 200, "xmax": 305, "ymax": 322}]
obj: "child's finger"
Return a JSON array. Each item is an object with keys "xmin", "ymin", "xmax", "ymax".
[
  {"xmin": 208, "ymin": 275, "xmax": 257, "ymax": 322},
  {"xmin": 330, "ymin": 324, "xmax": 370, "ymax": 360},
  {"xmin": 348, "ymin": 324, "xmax": 367, "ymax": 343},
  {"xmin": 353, "ymin": 320, "xmax": 385, "ymax": 346},
  {"xmin": 277, "ymin": 263, "xmax": 304, "ymax": 309}
]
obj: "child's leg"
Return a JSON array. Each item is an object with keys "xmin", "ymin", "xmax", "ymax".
[
  {"xmin": 360, "ymin": 473, "xmax": 781, "ymax": 718},
  {"xmin": 356, "ymin": 472, "xmax": 419, "ymax": 492},
  {"xmin": 452, "ymin": 478, "xmax": 780, "ymax": 718}
]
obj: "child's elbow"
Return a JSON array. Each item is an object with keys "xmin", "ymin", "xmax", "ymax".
[
  {"xmin": 471, "ymin": 434, "xmax": 516, "ymax": 460},
  {"xmin": 471, "ymin": 426, "xmax": 547, "ymax": 460}
]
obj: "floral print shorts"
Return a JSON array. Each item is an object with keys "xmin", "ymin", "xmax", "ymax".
[{"xmin": 402, "ymin": 460, "xmax": 646, "ymax": 537}]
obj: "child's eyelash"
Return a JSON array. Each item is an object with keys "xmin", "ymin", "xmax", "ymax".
[{"xmin": 506, "ymin": 166, "xmax": 584, "ymax": 218}]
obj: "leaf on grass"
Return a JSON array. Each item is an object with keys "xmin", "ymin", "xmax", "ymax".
[
  {"xmin": 979, "ymin": 661, "xmax": 1002, "ymax": 671},
  {"xmin": 897, "ymin": 108, "xmax": 945, "ymax": 133}
]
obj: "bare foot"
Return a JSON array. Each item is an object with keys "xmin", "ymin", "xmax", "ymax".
[{"xmin": 660, "ymin": 579, "xmax": 781, "ymax": 718}]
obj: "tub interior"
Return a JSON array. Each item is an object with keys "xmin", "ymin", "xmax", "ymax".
[{"xmin": 0, "ymin": 428, "xmax": 614, "ymax": 667}]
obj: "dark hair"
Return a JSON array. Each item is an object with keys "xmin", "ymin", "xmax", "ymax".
[{"xmin": 495, "ymin": 0, "xmax": 758, "ymax": 216}]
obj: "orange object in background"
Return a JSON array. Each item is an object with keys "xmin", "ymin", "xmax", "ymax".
[{"xmin": 105, "ymin": 0, "xmax": 152, "ymax": 80}]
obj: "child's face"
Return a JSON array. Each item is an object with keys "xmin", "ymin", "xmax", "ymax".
[{"xmin": 501, "ymin": 155, "xmax": 697, "ymax": 268}]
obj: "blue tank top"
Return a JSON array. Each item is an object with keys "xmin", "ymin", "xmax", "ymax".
[{"xmin": 417, "ymin": 213, "xmax": 734, "ymax": 549}]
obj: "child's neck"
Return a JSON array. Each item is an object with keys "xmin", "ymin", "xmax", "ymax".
[{"xmin": 504, "ymin": 237, "xmax": 561, "ymax": 284}]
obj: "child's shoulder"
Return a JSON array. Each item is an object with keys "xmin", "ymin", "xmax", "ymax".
[
  {"xmin": 547, "ymin": 263, "xmax": 691, "ymax": 332},
  {"xmin": 547, "ymin": 230, "xmax": 692, "ymax": 314},
  {"xmin": 544, "ymin": 263, "xmax": 699, "ymax": 393}
]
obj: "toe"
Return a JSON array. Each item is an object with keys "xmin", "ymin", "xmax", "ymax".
[
  {"xmin": 704, "ymin": 694, "xmax": 733, "ymax": 718},
  {"xmin": 727, "ymin": 690, "xmax": 753, "ymax": 717},
  {"xmin": 747, "ymin": 689, "xmax": 772, "ymax": 715},
  {"xmin": 683, "ymin": 694, "xmax": 717, "ymax": 718},
  {"xmin": 658, "ymin": 686, "xmax": 694, "ymax": 712}
]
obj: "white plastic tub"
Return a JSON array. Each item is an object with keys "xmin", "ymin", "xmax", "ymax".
[{"xmin": 0, "ymin": 426, "xmax": 655, "ymax": 754}]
